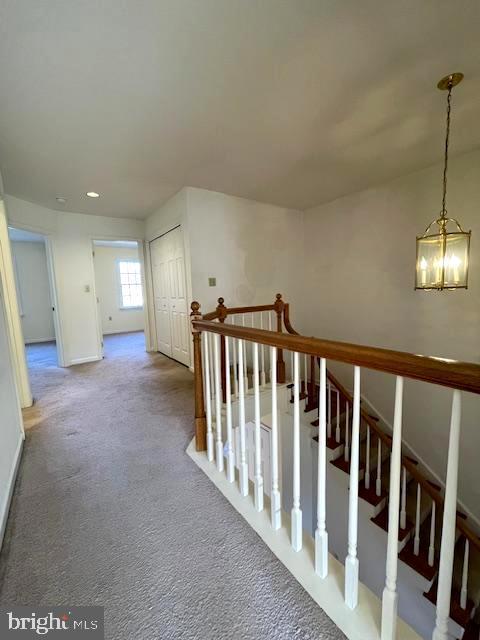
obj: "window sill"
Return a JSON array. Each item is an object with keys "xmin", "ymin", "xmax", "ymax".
[{"xmin": 119, "ymin": 306, "xmax": 144, "ymax": 311}]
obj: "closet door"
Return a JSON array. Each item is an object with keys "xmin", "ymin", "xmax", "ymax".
[
  {"xmin": 151, "ymin": 235, "xmax": 172, "ymax": 357},
  {"xmin": 150, "ymin": 227, "xmax": 190, "ymax": 366},
  {"xmin": 167, "ymin": 227, "xmax": 189, "ymax": 366}
]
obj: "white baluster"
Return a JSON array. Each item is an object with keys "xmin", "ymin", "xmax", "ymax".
[
  {"xmin": 253, "ymin": 342, "xmax": 264, "ymax": 512},
  {"xmin": 344, "ymin": 402, "xmax": 350, "ymax": 462},
  {"xmin": 232, "ymin": 329, "xmax": 238, "ymax": 399},
  {"xmin": 381, "ymin": 376, "xmax": 404, "ymax": 640},
  {"xmin": 213, "ymin": 334, "xmax": 224, "ymax": 472},
  {"xmin": 336, "ymin": 389, "xmax": 341, "ymax": 443},
  {"xmin": 290, "ymin": 351, "xmax": 294, "ymax": 384},
  {"xmin": 203, "ymin": 332, "xmax": 214, "ymax": 462},
  {"xmin": 365, "ymin": 426, "xmax": 371, "ymax": 490},
  {"xmin": 327, "ymin": 380, "xmax": 332, "ymax": 439},
  {"xmin": 400, "ymin": 466, "xmax": 407, "ymax": 530},
  {"xmin": 428, "ymin": 500, "xmax": 436, "ymax": 567},
  {"xmin": 241, "ymin": 315, "xmax": 248, "ymax": 392},
  {"xmin": 433, "ymin": 390, "xmax": 462, "ymax": 640},
  {"xmin": 460, "ymin": 538, "xmax": 469, "ymax": 610},
  {"xmin": 260, "ymin": 313, "xmax": 266, "ymax": 387},
  {"xmin": 414, "ymin": 483, "xmax": 421, "ymax": 556},
  {"xmin": 345, "ymin": 366, "xmax": 361, "ymax": 609},
  {"xmin": 376, "ymin": 438, "xmax": 382, "ymax": 497},
  {"xmin": 224, "ymin": 336, "xmax": 235, "ymax": 482},
  {"xmin": 315, "ymin": 357, "xmax": 329, "ymax": 578},
  {"xmin": 304, "ymin": 353, "xmax": 308, "ymax": 405},
  {"xmin": 268, "ymin": 312, "xmax": 273, "ymax": 383},
  {"xmin": 209, "ymin": 330, "xmax": 216, "ymax": 419},
  {"xmin": 291, "ymin": 351, "xmax": 302, "ymax": 552},
  {"xmin": 270, "ymin": 346, "xmax": 281, "ymax": 530},
  {"xmin": 237, "ymin": 338, "xmax": 249, "ymax": 497}
]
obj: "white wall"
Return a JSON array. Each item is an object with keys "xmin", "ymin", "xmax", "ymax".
[
  {"xmin": 145, "ymin": 187, "xmax": 305, "ymax": 367},
  {"xmin": 185, "ymin": 187, "xmax": 304, "ymax": 314},
  {"xmin": 301, "ymin": 148, "xmax": 480, "ymax": 521},
  {"xmin": 11, "ymin": 241, "xmax": 55, "ymax": 343},
  {"xmin": 0, "ymin": 275, "xmax": 24, "ymax": 548},
  {"xmin": 93, "ymin": 245, "xmax": 144, "ymax": 335},
  {"xmin": 5, "ymin": 195, "xmax": 144, "ymax": 366},
  {"xmin": 146, "ymin": 187, "xmax": 304, "ymax": 315}
]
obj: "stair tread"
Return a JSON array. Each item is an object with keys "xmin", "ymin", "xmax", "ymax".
[
  {"xmin": 423, "ymin": 535, "xmax": 480, "ymax": 629},
  {"xmin": 399, "ymin": 538, "xmax": 438, "ymax": 582},
  {"xmin": 358, "ymin": 483, "xmax": 387, "ymax": 507},
  {"xmin": 424, "ymin": 582, "xmax": 475, "ymax": 629},
  {"xmin": 331, "ymin": 456, "xmax": 365, "ymax": 476},
  {"xmin": 371, "ymin": 506, "xmax": 414, "ymax": 542},
  {"xmin": 462, "ymin": 619, "xmax": 480, "ymax": 640},
  {"xmin": 398, "ymin": 512, "xmax": 442, "ymax": 581}
]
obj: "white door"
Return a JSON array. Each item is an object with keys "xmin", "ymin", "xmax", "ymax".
[
  {"xmin": 167, "ymin": 227, "xmax": 189, "ymax": 366},
  {"xmin": 151, "ymin": 234, "xmax": 172, "ymax": 357},
  {"xmin": 150, "ymin": 227, "xmax": 190, "ymax": 366}
]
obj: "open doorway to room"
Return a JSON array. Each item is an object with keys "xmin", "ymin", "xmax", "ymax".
[
  {"xmin": 92, "ymin": 239, "xmax": 146, "ymax": 360},
  {"xmin": 8, "ymin": 227, "xmax": 61, "ymax": 374}
]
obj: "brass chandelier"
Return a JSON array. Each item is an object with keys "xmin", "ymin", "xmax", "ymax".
[{"xmin": 415, "ymin": 73, "xmax": 471, "ymax": 290}]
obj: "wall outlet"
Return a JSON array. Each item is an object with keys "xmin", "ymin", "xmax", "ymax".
[{"xmin": 208, "ymin": 277, "xmax": 216, "ymax": 287}]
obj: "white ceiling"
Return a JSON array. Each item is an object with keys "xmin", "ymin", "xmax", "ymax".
[{"xmin": 0, "ymin": 1, "xmax": 479, "ymax": 220}]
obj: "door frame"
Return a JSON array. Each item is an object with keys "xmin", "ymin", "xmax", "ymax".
[
  {"xmin": 90, "ymin": 236, "xmax": 151, "ymax": 356},
  {"xmin": 148, "ymin": 224, "xmax": 192, "ymax": 367},
  {"xmin": 4, "ymin": 222, "xmax": 66, "ymax": 369}
]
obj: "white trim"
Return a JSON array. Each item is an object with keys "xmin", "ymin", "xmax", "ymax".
[
  {"xmin": 187, "ymin": 439, "xmax": 421, "ymax": 640},
  {"xmin": 101, "ymin": 329, "xmax": 144, "ymax": 336},
  {"xmin": 69, "ymin": 355, "xmax": 101, "ymax": 366},
  {"xmin": 25, "ymin": 337, "xmax": 56, "ymax": 344},
  {"xmin": 0, "ymin": 204, "xmax": 32, "ymax": 407},
  {"xmin": 0, "ymin": 435, "xmax": 23, "ymax": 551}
]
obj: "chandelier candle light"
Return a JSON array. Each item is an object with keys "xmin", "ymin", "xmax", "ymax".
[{"xmin": 415, "ymin": 73, "xmax": 471, "ymax": 291}]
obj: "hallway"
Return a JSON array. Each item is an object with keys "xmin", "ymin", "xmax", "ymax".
[{"xmin": 0, "ymin": 333, "xmax": 343, "ymax": 639}]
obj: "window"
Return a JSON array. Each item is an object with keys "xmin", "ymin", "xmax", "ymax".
[{"xmin": 118, "ymin": 260, "xmax": 143, "ymax": 309}]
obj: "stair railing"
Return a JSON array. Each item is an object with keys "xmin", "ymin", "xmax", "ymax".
[{"xmin": 191, "ymin": 296, "xmax": 480, "ymax": 640}]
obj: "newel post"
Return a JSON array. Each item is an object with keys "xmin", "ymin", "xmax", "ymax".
[
  {"xmin": 216, "ymin": 297, "xmax": 228, "ymax": 404},
  {"xmin": 274, "ymin": 293, "xmax": 286, "ymax": 383},
  {"xmin": 190, "ymin": 301, "xmax": 207, "ymax": 451}
]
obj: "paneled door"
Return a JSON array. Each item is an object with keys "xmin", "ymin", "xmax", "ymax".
[{"xmin": 150, "ymin": 227, "xmax": 190, "ymax": 366}]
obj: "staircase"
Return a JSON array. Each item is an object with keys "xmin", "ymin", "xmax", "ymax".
[
  {"xmin": 300, "ymin": 378, "xmax": 480, "ymax": 638},
  {"xmin": 190, "ymin": 294, "xmax": 480, "ymax": 640}
]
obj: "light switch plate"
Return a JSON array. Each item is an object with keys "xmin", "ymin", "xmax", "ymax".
[{"xmin": 208, "ymin": 277, "xmax": 216, "ymax": 287}]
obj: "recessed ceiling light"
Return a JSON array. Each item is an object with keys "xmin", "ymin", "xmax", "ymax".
[
  {"xmin": 56, "ymin": 197, "xmax": 67, "ymax": 204},
  {"xmin": 86, "ymin": 191, "xmax": 100, "ymax": 198}
]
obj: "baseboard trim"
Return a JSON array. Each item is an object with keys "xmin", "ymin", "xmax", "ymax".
[
  {"xmin": 68, "ymin": 355, "xmax": 102, "ymax": 366},
  {"xmin": 25, "ymin": 337, "xmax": 56, "ymax": 344},
  {"xmin": 0, "ymin": 435, "xmax": 23, "ymax": 551},
  {"xmin": 102, "ymin": 329, "xmax": 144, "ymax": 336}
]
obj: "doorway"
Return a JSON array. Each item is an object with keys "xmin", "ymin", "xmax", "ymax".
[
  {"xmin": 91, "ymin": 239, "xmax": 147, "ymax": 359},
  {"xmin": 150, "ymin": 226, "xmax": 190, "ymax": 367},
  {"xmin": 8, "ymin": 227, "xmax": 62, "ymax": 373}
]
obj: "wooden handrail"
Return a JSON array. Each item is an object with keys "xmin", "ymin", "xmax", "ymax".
[
  {"xmin": 282, "ymin": 302, "xmax": 480, "ymax": 552},
  {"xmin": 193, "ymin": 297, "xmax": 480, "ymax": 551},
  {"xmin": 192, "ymin": 319, "xmax": 480, "ymax": 395}
]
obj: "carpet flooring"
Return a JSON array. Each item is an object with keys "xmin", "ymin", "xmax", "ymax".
[{"xmin": 0, "ymin": 332, "xmax": 344, "ymax": 639}]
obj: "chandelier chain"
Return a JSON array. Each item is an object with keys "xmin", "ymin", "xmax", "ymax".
[{"xmin": 441, "ymin": 80, "xmax": 453, "ymax": 217}]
